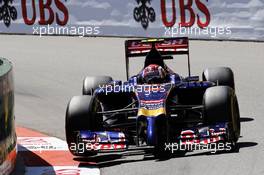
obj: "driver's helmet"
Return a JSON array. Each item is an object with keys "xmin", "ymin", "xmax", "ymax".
[{"xmin": 141, "ymin": 64, "xmax": 166, "ymax": 84}]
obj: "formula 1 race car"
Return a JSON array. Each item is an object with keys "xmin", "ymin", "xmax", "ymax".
[{"xmin": 65, "ymin": 37, "xmax": 240, "ymax": 158}]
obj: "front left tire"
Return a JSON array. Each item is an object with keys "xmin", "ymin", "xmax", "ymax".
[{"xmin": 203, "ymin": 86, "xmax": 240, "ymax": 148}]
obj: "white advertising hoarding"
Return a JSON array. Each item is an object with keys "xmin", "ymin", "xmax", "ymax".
[{"xmin": 0, "ymin": 0, "xmax": 263, "ymax": 41}]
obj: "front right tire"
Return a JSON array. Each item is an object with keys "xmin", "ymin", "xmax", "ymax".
[{"xmin": 65, "ymin": 95, "xmax": 102, "ymax": 156}]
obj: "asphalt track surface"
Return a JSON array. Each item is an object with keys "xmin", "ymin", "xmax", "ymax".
[{"xmin": 0, "ymin": 35, "xmax": 263, "ymax": 175}]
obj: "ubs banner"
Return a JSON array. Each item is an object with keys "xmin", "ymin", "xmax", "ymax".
[{"xmin": 0, "ymin": 0, "xmax": 263, "ymax": 41}]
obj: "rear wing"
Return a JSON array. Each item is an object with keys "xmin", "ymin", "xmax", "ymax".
[{"xmin": 125, "ymin": 37, "xmax": 191, "ymax": 80}]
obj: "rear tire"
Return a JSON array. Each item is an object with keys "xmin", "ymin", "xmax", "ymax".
[
  {"xmin": 65, "ymin": 95, "xmax": 102, "ymax": 156},
  {"xmin": 203, "ymin": 67, "xmax": 235, "ymax": 90},
  {"xmin": 203, "ymin": 86, "xmax": 240, "ymax": 147},
  {"xmin": 83, "ymin": 76, "xmax": 113, "ymax": 95}
]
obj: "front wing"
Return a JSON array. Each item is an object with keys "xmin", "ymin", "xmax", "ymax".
[{"xmin": 76, "ymin": 122, "xmax": 229, "ymax": 153}]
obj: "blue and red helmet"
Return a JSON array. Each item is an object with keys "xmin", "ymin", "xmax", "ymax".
[{"xmin": 142, "ymin": 64, "xmax": 166, "ymax": 84}]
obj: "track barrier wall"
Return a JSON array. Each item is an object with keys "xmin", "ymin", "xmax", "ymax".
[
  {"xmin": 0, "ymin": 58, "xmax": 16, "ymax": 175},
  {"xmin": 0, "ymin": 0, "xmax": 263, "ymax": 41}
]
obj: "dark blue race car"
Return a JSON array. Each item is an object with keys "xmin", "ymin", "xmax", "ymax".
[{"xmin": 65, "ymin": 37, "xmax": 240, "ymax": 158}]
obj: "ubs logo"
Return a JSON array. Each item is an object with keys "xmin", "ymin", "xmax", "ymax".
[
  {"xmin": 133, "ymin": 0, "xmax": 156, "ymax": 30},
  {"xmin": 134, "ymin": 0, "xmax": 211, "ymax": 30},
  {"xmin": 21, "ymin": 0, "xmax": 69, "ymax": 26},
  {"xmin": 0, "ymin": 0, "xmax": 17, "ymax": 27}
]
